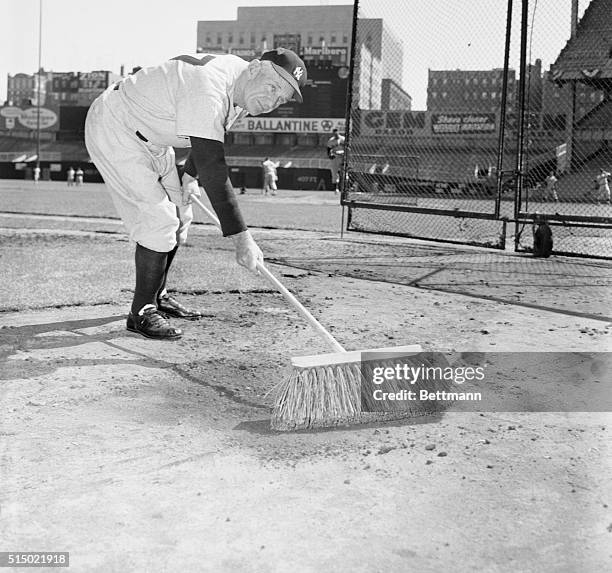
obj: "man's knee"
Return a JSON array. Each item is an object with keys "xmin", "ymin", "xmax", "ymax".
[{"xmin": 132, "ymin": 201, "xmax": 182, "ymax": 252}]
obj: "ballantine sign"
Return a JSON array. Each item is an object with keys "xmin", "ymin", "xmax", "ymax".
[{"xmin": 230, "ymin": 117, "xmax": 345, "ymax": 133}]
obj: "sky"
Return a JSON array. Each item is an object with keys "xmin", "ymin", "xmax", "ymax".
[{"xmin": 1, "ymin": 0, "xmax": 588, "ymax": 110}]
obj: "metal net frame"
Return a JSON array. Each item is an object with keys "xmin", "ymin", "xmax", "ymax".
[{"xmin": 340, "ymin": 0, "xmax": 612, "ymax": 259}]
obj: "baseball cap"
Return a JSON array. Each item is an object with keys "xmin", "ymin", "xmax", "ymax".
[{"xmin": 261, "ymin": 48, "xmax": 307, "ymax": 103}]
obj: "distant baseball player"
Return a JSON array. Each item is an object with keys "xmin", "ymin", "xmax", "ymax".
[
  {"xmin": 262, "ymin": 157, "xmax": 279, "ymax": 195},
  {"xmin": 66, "ymin": 166, "xmax": 75, "ymax": 186},
  {"xmin": 595, "ymin": 167, "xmax": 611, "ymax": 204},
  {"xmin": 326, "ymin": 128, "xmax": 345, "ymax": 193},
  {"xmin": 85, "ymin": 48, "xmax": 307, "ymax": 340},
  {"xmin": 544, "ymin": 171, "xmax": 559, "ymax": 202}
]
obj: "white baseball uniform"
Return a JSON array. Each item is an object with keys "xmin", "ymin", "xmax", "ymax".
[
  {"xmin": 596, "ymin": 170, "xmax": 611, "ymax": 203},
  {"xmin": 327, "ymin": 133, "xmax": 345, "ymax": 185},
  {"xmin": 85, "ymin": 54, "xmax": 248, "ymax": 252},
  {"xmin": 262, "ymin": 158, "xmax": 278, "ymax": 193}
]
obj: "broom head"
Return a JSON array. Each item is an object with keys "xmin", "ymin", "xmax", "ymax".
[{"xmin": 271, "ymin": 345, "xmax": 456, "ymax": 431}]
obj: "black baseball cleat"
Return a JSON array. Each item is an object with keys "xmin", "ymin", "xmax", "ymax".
[
  {"xmin": 157, "ymin": 294, "xmax": 203, "ymax": 320},
  {"xmin": 127, "ymin": 307, "xmax": 183, "ymax": 340}
]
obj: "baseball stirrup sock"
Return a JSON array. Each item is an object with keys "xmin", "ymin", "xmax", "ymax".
[
  {"xmin": 132, "ymin": 244, "xmax": 169, "ymax": 316},
  {"xmin": 158, "ymin": 245, "xmax": 179, "ymax": 298}
]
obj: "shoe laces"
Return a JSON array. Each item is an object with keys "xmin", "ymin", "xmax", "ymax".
[{"xmin": 142, "ymin": 308, "xmax": 171, "ymax": 328}]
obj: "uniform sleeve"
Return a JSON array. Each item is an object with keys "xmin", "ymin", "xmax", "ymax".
[{"xmin": 189, "ymin": 137, "xmax": 247, "ymax": 237}]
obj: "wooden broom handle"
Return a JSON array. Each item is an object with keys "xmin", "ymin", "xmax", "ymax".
[{"xmin": 190, "ymin": 194, "xmax": 346, "ymax": 353}]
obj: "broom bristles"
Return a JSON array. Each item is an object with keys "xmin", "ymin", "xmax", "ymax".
[{"xmin": 271, "ymin": 357, "xmax": 455, "ymax": 431}]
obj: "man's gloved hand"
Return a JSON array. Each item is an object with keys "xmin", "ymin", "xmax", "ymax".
[
  {"xmin": 230, "ymin": 230, "xmax": 263, "ymax": 273},
  {"xmin": 181, "ymin": 173, "xmax": 203, "ymax": 206}
]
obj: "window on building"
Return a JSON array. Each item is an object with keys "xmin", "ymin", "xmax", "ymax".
[
  {"xmin": 465, "ymin": 78, "xmax": 470, "ymax": 86},
  {"xmin": 228, "ymin": 34, "xmax": 233, "ymax": 43},
  {"xmin": 251, "ymin": 34, "xmax": 255, "ymax": 45},
  {"xmin": 432, "ymin": 78, "xmax": 437, "ymax": 85},
  {"xmin": 491, "ymin": 92, "xmax": 497, "ymax": 99},
  {"xmin": 473, "ymin": 78, "xmax": 478, "ymax": 85},
  {"xmin": 482, "ymin": 78, "xmax": 488, "ymax": 85},
  {"xmin": 307, "ymin": 35, "xmax": 313, "ymax": 45},
  {"xmin": 320, "ymin": 35, "xmax": 325, "ymax": 43},
  {"xmin": 343, "ymin": 34, "xmax": 348, "ymax": 43},
  {"xmin": 431, "ymin": 91, "xmax": 437, "ymax": 98},
  {"xmin": 239, "ymin": 36, "xmax": 244, "ymax": 45},
  {"xmin": 492, "ymin": 77, "xmax": 497, "ymax": 85},
  {"xmin": 442, "ymin": 78, "xmax": 447, "ymax": 85},
  {"xmin": 217, "ymin": 35, "xmax": 222, "ymax": 45},
  {"xmin": 442, "ymin": 92, "xmax": 447, "ymax": 98},
  {"xmin": 205, "ymin": 37, "xmax": 211, "ymax": 44},
  {"xmin": 482, "ymin": 92, "xmax": 488, "ymax": 98}
]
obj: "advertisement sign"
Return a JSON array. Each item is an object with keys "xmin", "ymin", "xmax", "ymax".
[
  {"xmin": 78, "ymin": 71, "xmax": 109, "ymax": 90},
  {"xmin": 230, "ymin": 117, "xmax": 345, "ymax": 133},
  {"xmin": 360, "ymin": 111, "xmax": 427, "ymax": 137},
  {"xmin": 52, "ymin": 73, "xmax": 79, "ymax": 93},
  {"xmin": 302, "ymin": 46, "xmax": 348, "ymax": 63},
  {"xmin": 0, "ymin": 106, "xmax": 23, "ymax": 118},
  {"xmin": 432, "ymin": 113, "xmax": 496, "ymax": 134},
  {"xmin": 17, "ymin": 107, "xmax": 59, "ymax": 130},
  {"xmin": 228, "ymin": 48, "xmax": 258, "ymax": 59}
]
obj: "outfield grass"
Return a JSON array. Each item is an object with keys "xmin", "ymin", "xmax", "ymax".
[{"xmin": 0, "ymin": 181, "xmax": 343, "ymax": 233}]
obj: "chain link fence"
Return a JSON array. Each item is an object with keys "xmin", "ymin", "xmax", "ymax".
[
  {"xmin": 514, "ymin": 0, "xmax": 612, "ymax": 257},
  {"xmin": 341, "ymin": 0, "xmax": 612, "ymax": 258}
]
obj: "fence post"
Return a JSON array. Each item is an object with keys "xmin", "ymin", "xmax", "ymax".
[
  {"xmin": 494, "ymin": 0, "xmax": 514, "ymax": 220},
  {"xmin": 513, "ymin": 0, "xmax": 530, "ymax": 251}
]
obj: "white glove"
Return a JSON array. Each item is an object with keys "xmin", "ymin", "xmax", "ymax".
[
  {"xmin": 230, "ymin": 230, "xmax": 263, "ymax": 273},
  {"xmin": 181, "ymin": 173, "xmax": 203, "ymax": 206}
]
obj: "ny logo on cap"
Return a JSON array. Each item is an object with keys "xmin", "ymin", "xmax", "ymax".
[{"xmin": 293, "ymin": 66, "xmax": 304, "ymax": 81}]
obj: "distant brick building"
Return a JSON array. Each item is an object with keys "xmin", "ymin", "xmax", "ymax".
[
  {"xmin": 381, "ymin": 78, "xmax": 412, "ymax": 110},
  {"xmin": 426, "ymin": 69, "xmax": 516, "ymax": 113}
]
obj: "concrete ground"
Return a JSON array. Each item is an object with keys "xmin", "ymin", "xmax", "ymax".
[{"xmin": 0, "ymin": 183, "xmax": 611, "ymax": 572}]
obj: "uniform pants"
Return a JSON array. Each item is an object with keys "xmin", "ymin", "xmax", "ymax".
[{"xmin": 85, "ymin": 87, "xmax": 193, "ymax": 253}]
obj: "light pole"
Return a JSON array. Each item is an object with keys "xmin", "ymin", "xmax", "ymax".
[{"xmin": 35, "ymin": 0, "xmax": 42, "ymax": 176}]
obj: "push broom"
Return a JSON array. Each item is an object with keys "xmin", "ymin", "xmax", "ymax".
[{"xmin": 190, "ymin": 195, "xmax": 454, "ymax": 431}]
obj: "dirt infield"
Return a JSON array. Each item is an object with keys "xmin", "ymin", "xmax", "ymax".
[{"xmin": 1, "ymin": 182, "xmax": 611, "ymax": 572}]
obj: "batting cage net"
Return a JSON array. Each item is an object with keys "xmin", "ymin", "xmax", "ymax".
[{"xmin": 341, "ymin": 0, "xmax": 612, "ymax": 258}]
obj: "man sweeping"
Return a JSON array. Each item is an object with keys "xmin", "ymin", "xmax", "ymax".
[{"xmin": 85, "ymin": 48, "xmax": 307, "ymax": 340}]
